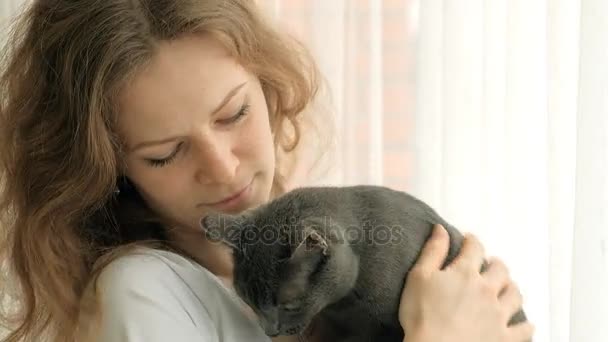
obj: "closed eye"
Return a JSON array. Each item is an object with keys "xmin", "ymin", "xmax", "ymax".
[
  {"xmin": 279, "ymin": 299, "xmax": 304, "ymax": 312},
  {"xmin": 217, "ymin": 103, "xmax": 250, "ymax": 125},
  {"xmin": 280, "ymin": 304, "xmax": 300, "ymax": 312},
  {"xmin": 146, "ymin": 142, "xmax": 184, "ymax": 167}
]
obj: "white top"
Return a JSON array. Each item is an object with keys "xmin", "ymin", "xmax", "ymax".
[{"xmin": 94, "ymin": 247, "xmax": 271, "ymax": 342}]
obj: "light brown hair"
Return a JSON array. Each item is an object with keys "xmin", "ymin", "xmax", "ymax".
[{"xmin": 0, "ymin": 1, "xmax": 331, "ymax": 340}]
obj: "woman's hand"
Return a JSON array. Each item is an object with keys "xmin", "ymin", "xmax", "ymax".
[{"xmin": 398, "ymin": 224, "xmax": 535, "ymax": 342}]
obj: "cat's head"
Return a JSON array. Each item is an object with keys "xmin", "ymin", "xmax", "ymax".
[{"xmin": 200, "ymin": 194, "xmax": 359, "ymax": 337}]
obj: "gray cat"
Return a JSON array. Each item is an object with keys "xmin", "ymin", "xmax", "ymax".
[{"xmin": 200, "ymin": 185, "xmax": 528, "ymax": 341}]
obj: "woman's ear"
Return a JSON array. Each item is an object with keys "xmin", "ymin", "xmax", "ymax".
[{"xmin": 115, "ymin": 175, "xmax": 135, "ymax": 196}]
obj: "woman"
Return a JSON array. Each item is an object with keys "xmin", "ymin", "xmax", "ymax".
[{"xmin": 0, "ymin": 1, "xmax": 534, "ymax": 341}]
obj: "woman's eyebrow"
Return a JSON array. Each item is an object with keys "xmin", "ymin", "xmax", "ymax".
[
  {"xmin": 130, "ymin": 135, "xmax": 183, "ymax": 152},
  {"xmin": 210, "ymin": 81, "xmax": 248, "ymax": 116},
  {"xmin": 129, "ymin": 81, "xmax": 248, "ymax": 152}
]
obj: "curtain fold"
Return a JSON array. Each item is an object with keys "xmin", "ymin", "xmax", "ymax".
[
  {"xmin": 570, "ymin": 1, "xmax": 608, "ymax": 341},
  {"xmin": 412, "ymin": 1, "xmax": 607, "ymax": 341},
  {"xmin": 262, "ymin": 1, "xmax": 606, "ymax": 341}
]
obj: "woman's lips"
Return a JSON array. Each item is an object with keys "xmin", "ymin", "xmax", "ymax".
[{"xmin": 202, "ymin": 179, "xmax": 253, "ymax": 211}]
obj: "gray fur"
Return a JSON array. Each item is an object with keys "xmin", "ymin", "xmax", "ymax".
[{"xmin": 200, "ymin": 185, "xmax": 527, "ymax": 341}]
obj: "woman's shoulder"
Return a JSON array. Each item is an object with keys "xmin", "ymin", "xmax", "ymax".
[
  {"xmin": 97, "ymin": 246, "xmax": 211, "ymax": 285},
  {"xmin": 97, "ymin": 247, "xmax": 197, "ymax": 290},
  {"xmin": 96, "ymin": 245, "xmax": 231, "ymax": 310},
  {"xmin": 93, "ymin": 246, "xmax": 270, "ymax": 342}
]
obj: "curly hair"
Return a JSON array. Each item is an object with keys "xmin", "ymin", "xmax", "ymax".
[{"xmin": 0, "ymin": 1, "xmax": 331, "ymax": 341}]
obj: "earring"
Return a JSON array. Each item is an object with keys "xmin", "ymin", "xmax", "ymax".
[
  {"xmin": 115, "ymin": 176, "xmax": 133, "ymax": 196},
  {"xmin": 115, "ymin": 175, "xmax": 129, "ymax": 195}
]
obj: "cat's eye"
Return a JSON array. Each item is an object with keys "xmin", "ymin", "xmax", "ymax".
[{"xmin": 279, "ymin": 302, "xmax": 301, "ymax": 312}]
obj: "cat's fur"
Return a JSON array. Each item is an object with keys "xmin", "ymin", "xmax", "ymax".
[{"xmin": 200, "ymin": 185, "xmax": 528, "ymax": 341}]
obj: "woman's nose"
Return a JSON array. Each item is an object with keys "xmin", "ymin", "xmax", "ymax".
[{"xmin": 193, "ymin": 138, "xmax": 239, "ymax": 184}]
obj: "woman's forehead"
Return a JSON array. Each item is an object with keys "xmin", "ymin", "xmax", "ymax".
[{"xmin": 115, "ymin": 35, "xmax": 251, "ymax": 148}]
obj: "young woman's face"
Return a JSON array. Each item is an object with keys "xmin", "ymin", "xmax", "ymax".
[{"xmin": 117, "ymin": 34, "xmax": 276, "ymax": 232}]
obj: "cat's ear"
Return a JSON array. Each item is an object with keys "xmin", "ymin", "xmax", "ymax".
[
  {"xmin": 291, "ymin": 225, "xmax": 328, "ymax": 261},
  {"xmin": 200, "ymin": 212, "xmax": 244, "ymax": 251}
]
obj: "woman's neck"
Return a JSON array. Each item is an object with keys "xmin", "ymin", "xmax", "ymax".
[{"xmin": 166, "ymin": 226, "xmax": 234, "ymax": 280}]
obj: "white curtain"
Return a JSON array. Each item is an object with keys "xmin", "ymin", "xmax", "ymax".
[
  {"xmin": 2, "ymin": 1, "xmax": 606, "ymax": 341},
  {"xmin": 1, "ymin": 2, "xmax": 20, "ymax": 48},
  {"xmin": 260, "ymin": 1, "xmax": 607, "ymax": 342},
  {"xmin": 411, "ymin": 1, "xmax": 607, "ymax": 342}
]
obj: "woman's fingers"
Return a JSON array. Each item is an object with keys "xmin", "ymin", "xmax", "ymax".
[
  {"xmin": 508, "ymin": 321, "xmax": 535, "ymax": 341},
  {"xmin": 482, "ymin": 257, "xmax": 511, "ymax": 295},
  {"xmin": 499, "ymin": 282, "xmax": 524, "ymax": 320},
  {"xmin": 449, "ymin": 233, "xmax": 486, "ymax": 273},
  {"xmin": 412, "ymin": 224, "xmax": 450, "ymax": 273}
]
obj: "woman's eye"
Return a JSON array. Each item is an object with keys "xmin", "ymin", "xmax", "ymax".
[
  {"xmin": 146, "ymin": 142, "xmax": 184, "ymax": 167},
  {"xmin": 218, "ymin": 103, "xmax": 250, "ymax": 125}
]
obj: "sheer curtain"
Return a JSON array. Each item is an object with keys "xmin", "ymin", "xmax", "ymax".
[
  {"xmin": 2, "ymin": 1, "xmax": 606, "ymax": 341},
  {"xmin": 411, "ymin": 1, "xmax": 607, "ymax": 342},
  {"xmin": 259, "ymin": 1, "xmax": 607, "ymax": 342},
  {"xmin": 0, "ymin": 1, "xmax": 27, "ymax": 44}
]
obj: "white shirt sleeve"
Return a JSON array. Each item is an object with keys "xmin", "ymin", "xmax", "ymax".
[{"xmin": 93, "ymin": 250, "xmax": 219, "ymax": 342}]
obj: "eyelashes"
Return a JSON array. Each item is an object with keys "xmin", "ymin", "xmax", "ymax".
[
  {"xmin": 145, "ymin": 103, "xmax": 251, "ymax": 168},
  {"xmin": 146, "ymin": 141, "xmax": 183, "ymax": 167},
  {"xmin": 218, "ymin": 103, "xmax": 250, "ymax": 125},
  {"xmin": 279, "ymin": 298, "xmax": 304, "ymax": 312}
]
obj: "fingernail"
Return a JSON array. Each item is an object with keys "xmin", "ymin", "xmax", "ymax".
[{"xmin": 433, "ymin": 224, "xmax": 445, "ymax": 236}]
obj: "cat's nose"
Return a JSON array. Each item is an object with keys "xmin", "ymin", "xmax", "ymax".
[
  {"xmin": 263, "ymin": 320, "xmax": 280, "ymax": 337},
  {"xmin": 265, "ymin": 327, "xmax": 279, "ymax": 337}
]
